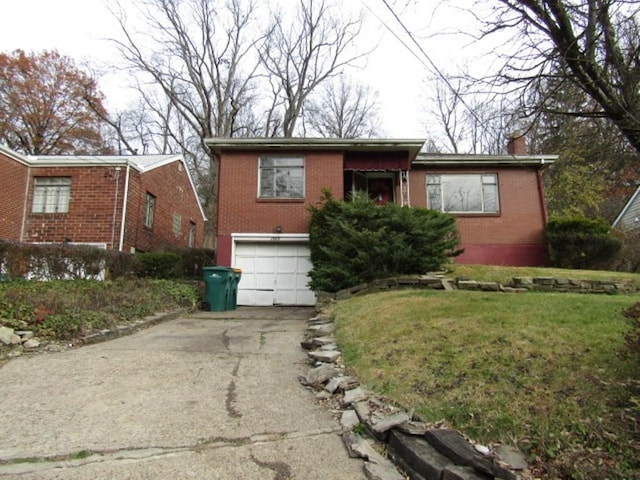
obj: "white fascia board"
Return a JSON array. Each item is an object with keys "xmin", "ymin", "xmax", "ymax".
[
  {"xmin": 206, "ymin": 138, "xmax": 426, "ymax": 159},
  {"xmin": 414, "ymin": 155, "xmax": 558, "ymax": 167},
  {"xmin": 0, "ymin": 144, "xmax": 30, "ymax": 165}
]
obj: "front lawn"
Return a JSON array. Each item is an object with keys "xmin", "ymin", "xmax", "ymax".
[{"xmin": 330, "ymin": 288, "xmax": 640, "ymax": 479}]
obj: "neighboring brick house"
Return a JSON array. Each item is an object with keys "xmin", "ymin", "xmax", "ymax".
[
  {"xmin": 206, "ymin": 137, "xmax": 556, "ymax": 306},
  {"xmin": 0, "ymin": 145, "xmax": 206, "ymax": 252}
]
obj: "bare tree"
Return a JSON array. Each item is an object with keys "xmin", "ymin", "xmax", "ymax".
[
  {"xmin": 424, "ymin": 75, "xmax": 519, "ymax": 154},
  {"xmin": 425, "ymin": 77, "xmax": 465, "ymax": 153},
  {"xmin": 304, "ymin": 75, "xmax": 381, "ymax": 138},
  {"xmin": 258, "ymin": 0, "xmax": 365, "ymax": 137},
  {"xmin": 477, "ymin": 0, "xmax": 640, "ymax": 155},
  {"xmin": 109, "ymin": 0, "xmax": 261, "ymax": 246}
]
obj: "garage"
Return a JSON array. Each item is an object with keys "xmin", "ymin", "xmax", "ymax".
[{"xmin": 232, "ymin": 235, "xmax": 316, "ymax": 306}]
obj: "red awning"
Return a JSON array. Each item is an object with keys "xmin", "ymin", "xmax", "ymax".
[{"xmin": 343, "ymin": 151, "xmax": 410, "ymax": 171}]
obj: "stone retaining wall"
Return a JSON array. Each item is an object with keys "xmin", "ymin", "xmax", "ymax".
[{"xmin": 316, "ymin": 275, "xmax": 640, "ymax": 305}]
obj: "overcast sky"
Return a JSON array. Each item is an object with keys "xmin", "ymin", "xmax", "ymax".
[{"xmin": 0, "ymin": 0, "xmax": 485, "ymax": 139}]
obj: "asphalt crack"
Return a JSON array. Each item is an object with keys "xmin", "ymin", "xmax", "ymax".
[{"xmin": 0, "ymin": 428, "xmax": 341, "ymax": 476}]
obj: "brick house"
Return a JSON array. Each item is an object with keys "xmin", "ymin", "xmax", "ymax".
[
  {"xmin": 206, "ymin": 137, "xmax": 556, "ymax": 306},
  {"xmin": 0, "ymin": 145, "xmax": 206, "ymax": 252}
]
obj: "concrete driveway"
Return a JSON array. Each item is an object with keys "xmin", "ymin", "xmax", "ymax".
[{"xmin": 0, "ymin": 307, "xmax": 366, "ymax": 479}]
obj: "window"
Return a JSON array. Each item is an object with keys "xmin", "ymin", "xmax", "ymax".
[
  {"xmin": 172, "ymin": 213, "xmax": 182, "ymax": 234},
  {"xmin": 144, "ymin": 193, "xmax": 156, "ymax": 228},
  {"xmin": 188, "ymin": 221, "xmax": 196, "ymax": 247},
  {"xmin": 32, "ymin": 177, "xmax": 71, "ymax": 213},
  {"xmin": 259, "ymin": 157, "xmax": 304, "ymax": 198},
  {"xmin": 427, "ymin": 174, "xmax": 499, "ymax": 213}
]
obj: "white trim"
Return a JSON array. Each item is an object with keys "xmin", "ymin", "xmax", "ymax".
[{"xmin": 231, "ymin": 233, "xmax": 309, "ymax": 242}]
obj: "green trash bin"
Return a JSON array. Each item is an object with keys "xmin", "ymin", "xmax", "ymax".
[
  {"xmin": 227, "ymin": 268, "xmax": 242, "ymax": 310},
  {"xmin": 203, "ymin": 266, "xmax": 232, "ymax": 311}
]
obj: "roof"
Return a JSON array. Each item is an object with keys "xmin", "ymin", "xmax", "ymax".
[
  {"xmin": 613, "ymin": 184, "xmax": 640, "ymax": 229},
  {"xmin": 205, "ymin": 137, "xmax": 426, "ymax": 160},
  {"xmin": 204, "ymin": 138, "xmax": 558, "ymax": 168},
  {"xmin": 1, "ymin": 144, "xmax": 186, "ymax": 172},
  {"xmin": 414, "ymin": 153, "xmax": 557, "ymax": 167},
  {"xmin": 0, "ymin": 145, "xmax": 206, "ymax": 221},
  {"xmin": 25, "ymin": 153, "xmax": 185, "ymax": 173}
]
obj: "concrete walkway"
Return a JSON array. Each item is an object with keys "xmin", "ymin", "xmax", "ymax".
[{"xmin": 0, "ymin": 307, "xmax": 366, "ymax": 479}]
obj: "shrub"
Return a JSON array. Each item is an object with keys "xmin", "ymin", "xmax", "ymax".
[
  {"xmin": 308, "ymin": 190, "xmax": 461, "ymax": 292},
  {"xmin": 165, "ymin": 247, "xmax": 216, "ymax": 279},
  {"xmin": 0, "ymin": 240, "xmax": 135, "ymax": 280},
  {"xmin": 606, "ymin": 228, "xmax": 640, "ymax": 273},
  {"xmin": 134, "ymin": 252, "xmax": 184, "ymax": 279},
  {"xmin": 546, "ymin": 217, "xmax": 621, "ymax": 269}
]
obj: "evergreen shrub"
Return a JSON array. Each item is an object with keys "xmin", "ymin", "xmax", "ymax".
[
  {"xmin": 308, "ymin": 190, "xmax": 461, "ymax": 292},
  {"xmin": 546, "ymin": 216, "xmax": 621, "ymax": 269}
]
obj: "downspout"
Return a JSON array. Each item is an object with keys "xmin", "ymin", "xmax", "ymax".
[
  {"xmin": 110, "ymin": 167, "xmax": 121, "ymax": 250},
  {"xmin": 118, "ymin": 165, "xmax": 131, "ymax": 252},
  {"xmin": 536, "ymin": 160, "xmax": 549, "ymax": 225},
  {"xmin": 20, "ymin": 166, "xmax": 31, "ymax": 242},
  {"xmin": 406, "ymin": 170, "xmax": 411, "ymax": 207}
]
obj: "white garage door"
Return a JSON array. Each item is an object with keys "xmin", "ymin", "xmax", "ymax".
[{"xmin": 234, "ymin": 242, "xmax": 316, "ymax": 306}]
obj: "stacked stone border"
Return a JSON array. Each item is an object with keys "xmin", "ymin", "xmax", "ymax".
[{"xmin": 0, "ymin": 309, "xmax": 187, "ymax": 361}]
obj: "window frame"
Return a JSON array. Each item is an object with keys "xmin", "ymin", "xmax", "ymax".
[
  {"xmin": 427, "ymin": 173, "xmax": 500, "ymax": 214},
  {"xmin": 258, "ymin": 156, "xmax": 305, "ymax": 199},
  {"xmin": 32, "ymin": 177, "xmax": 72, "ymax": 214},
  {"xmin": 188, "ymin": 221, "xmax": 196, "ymax": 247},
  {"xmin": 172, "ymin": 212, "xmax": 182, "ymax": 234},
  {"xmin": 144, "ymin": 193, "xmax": 156, "ymax": 228}
]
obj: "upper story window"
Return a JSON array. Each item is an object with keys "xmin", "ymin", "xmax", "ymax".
[
  {"xmin": 427, "ymin": 174, "xmax": 499, "ymax": 213},
  {"xmin": 32, "ymin": 177, "xmax": 71, "ymax": 213},
  {"xmin": 144, "ymin": 193, "xmax": 156, "ymax": 228},
  {"xmin": 259, "ymin": 157, "xmax": 304, "ymax": 199}
]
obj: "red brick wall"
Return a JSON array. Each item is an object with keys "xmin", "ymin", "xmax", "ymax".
[
  {"xmin": 217, "ymin": 151, "xmax": 344, "ymax": 236},
  {"xmin": 125, "ymin": 161, "xmax": 205, "ymax": 252},
  {"xmin": 216, "ymin": 150, "xmax": 344, "ymax": 265},
  {"xmin": 23, "ymin": 166, "xmax": 126, "ymax": 247},
  {"xmin": 21, "ymin": 161, "xmax": 204, "ymax": 252},
  {"xmin": 0, "ymin": 153, "xmax": 29, "ymax": 241},
  {"xmin": 410, "ymin": 166, "xmax": 549, "ymax": 266}
]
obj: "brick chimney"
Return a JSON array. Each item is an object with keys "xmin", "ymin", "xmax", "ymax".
[{"xmin": 506, "ymin": 133, "xmax": 527, "ymax": 155}]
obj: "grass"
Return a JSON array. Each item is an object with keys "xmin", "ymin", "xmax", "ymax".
[
  {"xmin": 330, "ymin": 285, "xmax": 640, "ymax": 479},
  {"xmin": 444, "ymin": 263, "xmax": 640, "ymax": 286}
]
